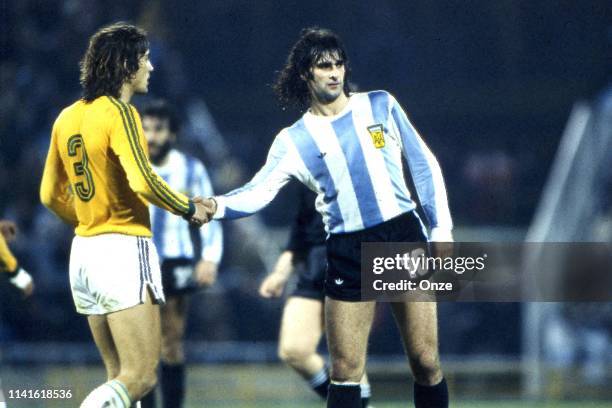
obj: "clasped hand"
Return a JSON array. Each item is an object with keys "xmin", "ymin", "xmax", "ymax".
[{"xmin": 189, "ymin": 196, "xmax": 217, "ymax": 226}]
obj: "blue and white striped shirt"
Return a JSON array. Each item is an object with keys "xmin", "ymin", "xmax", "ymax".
[
  {"xmin": 214, "ymin": 91, "xmax": 452, "ymax": 241},
  {"xmin": 151, "ymin": 150, "xmax": 223, "ymax": 262}
]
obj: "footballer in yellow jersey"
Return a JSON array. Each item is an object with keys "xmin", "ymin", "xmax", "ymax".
[
  {"xmin": 0, "ymin": 220, "xmax": 33, "ymax": 408},
  {"xmin": 39, "ymin": 23, "xmax": 209, "ymax": 408},
  {"xmin": 40, "ymin": 95, "xmax": 194, "ymax": 237},
  {"xmin": 0, "ymin": 220, "xmax": 33, "ymax": 296}
]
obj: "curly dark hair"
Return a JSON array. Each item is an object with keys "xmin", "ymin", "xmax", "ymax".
[
  {"xmin": 79, "ymin": 22, "xmax": 149, "ymax": 102},
  {"xmin": 141, "ymin": 99, "xmax": 181, "ymax": 134},
  {"xmin": 273, "ymin": 27, "xmax": 351, "ymax": 109}
]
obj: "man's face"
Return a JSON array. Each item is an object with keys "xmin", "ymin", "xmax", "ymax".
[
  {"xmin": 131, "ymin": 50, "xmax": 154, "ymax": 94},
  {"xmin": 306, "ymin": 51, "xmax": 346, "ymax": 104},
  {"xmin": 142, "ymin": 116, "xmax": 175, "ymax": 164}
]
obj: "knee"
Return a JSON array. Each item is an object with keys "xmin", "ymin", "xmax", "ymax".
[
  {"xmin": 161, "ymin": 336, "xmax": 184, "ymax": 365},
  {"xmin": 409, "ymin": 348, "xmax": 442, "ymax": 385},
  {"xmin": 278, "ymin": 342, "xmax": 312, "ymax": 368},
  {"xmin": 330, "ymin": 355, "xmax": 364, "ymax": 383},
  {"xmin": 125, "ymin": 368, "xmax": 158, "ymax": 397}
]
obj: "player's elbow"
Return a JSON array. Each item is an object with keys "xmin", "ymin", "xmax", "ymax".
[
  {"xmin": 131, "ymin": 184, "xmax": 148, "ymax": 197},
  {"xmin": 39, "ymin": 187, "xmax": 54, "ymax": 209},
  {"xmin": 39, "ymin": 191, "xmax": 61, "ymax": 217},
  {"xmin": 128, "ymin": 178, "xmax": 150, "ymax": 197}
]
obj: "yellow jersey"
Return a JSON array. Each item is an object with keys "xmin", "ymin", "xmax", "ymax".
[
  {"xmin": 0, "ymin": 233, "xmax": 18, "ymax": 273},
  {"xmin": 40, "ymin": 96, "xmax": 194, "ymax": 237}
]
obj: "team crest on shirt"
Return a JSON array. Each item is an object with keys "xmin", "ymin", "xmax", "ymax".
[{"xmin": 367, "ymin": 124, "xmax": 385, "ymax": 148}]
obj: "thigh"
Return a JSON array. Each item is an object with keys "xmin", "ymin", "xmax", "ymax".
[
  {"xmin": 88, "ymin": 315, "xmax": 120, "ymax": 380},
  {"xmin": 325, "ymin": 298, "xmax": 376, "ymax": 370},
  {"xmin": 107, "ymin": 290, "xmax": 161, "ymax": 373},
  {"xmin": 390, "ymin": 301, "xmax": 439, "ymax": 358},
  {"xmin": 279, "ymin": 297, "xmax": 324, "ymax": 351},
  {"xmin": 325, "ymin": 235, "xmax": 363, "ymax": 302}
]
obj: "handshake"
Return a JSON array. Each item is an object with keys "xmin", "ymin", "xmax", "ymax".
[{"xmin": 189, "ymin": 196, "xmax": 218, "ymax": 226}]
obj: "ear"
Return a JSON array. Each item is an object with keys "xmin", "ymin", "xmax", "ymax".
[
  {"xmin": 300, "ymin": 68, "xmax": 312, "ymax": 82},
  {"xmin": 122, "ymin": 59, "xmax": 135, "ymax": 84}
]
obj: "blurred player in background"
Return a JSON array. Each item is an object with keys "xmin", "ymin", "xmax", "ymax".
[
  {"xmin": 0, "ymin": 220, "xmax": 34, "ymax": 408},
  {"xmin": 140, "ymin": 100, "xmax": 223, "ymax": 408},
  {"xmin": 199, "ymin": 27, "xmax": 452, "ymax": 408},
  {"xmin": 40, "ymin": 22, "xmax": 209, "ymax": 408},
  {"xmin": 259, "ymin": 186, "xmax": 371, "ymax": 407},
  {"xmin": 0, "ymin": 220, "xmax": 34, "ymax": 297}
]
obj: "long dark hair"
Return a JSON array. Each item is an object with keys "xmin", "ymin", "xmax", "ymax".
[
  {"xmin": 79, "ymin": 22, "xmax": 149, "ymax": 102},
  {"xmin": 273, "ymin": 27, "xmax": 351, "ymax": 109}
]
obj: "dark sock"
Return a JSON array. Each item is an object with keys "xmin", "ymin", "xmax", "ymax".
[
  {"xmin": 327, "ymin": 383, "xmax": 361, "ymax": 408},
  {"xmin": 414, "ymin": 378, "xmax": 448, "ymax": 408},
  {"xmin": 140, "ymin": 388, "xmax": 156, "ymax": 408},
  {"xmin": 314, "ymin": 378, "xmax": 331, "ymax": 399},
  {"xmin": 309, "ymin": 367, "xmax": 331, "ymax": 399},
  {"xmin": 161, "ymin": 362, "xmax": 185, "ymax": 408},
  {"xmin": 360, "ymin": 382, "xmax": 371, "ymax": 407}
]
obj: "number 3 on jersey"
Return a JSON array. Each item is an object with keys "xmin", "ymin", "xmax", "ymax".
[{"xmin": 67, "ymin": 134, "xmax": 95, "ymax": 201}]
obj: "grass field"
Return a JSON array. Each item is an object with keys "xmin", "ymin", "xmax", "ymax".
[
  {"xmin": 1, "ymin": 365, "xmax": 610, "ymax": 407},
  {"xmin": 2, "ymin": 399, "xmax": 610, "ymax": 408},
  {"xmin": 3, "ymin": 399, "xmax": 609, "ymax": 407},
  {"xmin": 195, "ymin": 404, "xmax": 611, "ymax": 408}
]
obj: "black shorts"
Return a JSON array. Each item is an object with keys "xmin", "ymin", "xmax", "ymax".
[
  {"xmin": 290, "ymin": 245, "xmax": 326, "ymax": 301},
  {"xmin": 161, "ymin": 258, "xmax": 198, "ymax": 296},
  {"xmin": 325, "ymin": 211, "xmax": 427, "ymax": 302}
]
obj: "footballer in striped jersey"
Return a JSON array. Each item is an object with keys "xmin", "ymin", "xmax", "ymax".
[
  {"xmin": 200, "ymin": 27, "xmax": 452, "ymax": 408},
  {"xmin": 140, "ymin": 99, "xmax": 223, "ymax": 408}
]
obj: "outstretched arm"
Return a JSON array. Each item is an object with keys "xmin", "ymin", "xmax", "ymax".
[
  {"xmin": 106, "ymin": 98, "xmax": 210, "ymax": 223},
  {"xmin": 211, "ymin": 133, "xmax": 296, "ymax": 220},
  {"xmin": 108, "ymin": 98, "xmax": 194, "ymax": 216}
]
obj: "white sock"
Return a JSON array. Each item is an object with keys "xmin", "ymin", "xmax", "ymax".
[
  {"xmin": 80, "ymin": 379, "xmax": 131, "ymax": 408},
  {"xmin": 360, "ymin": 382, "xmax": 372, "ymax": 398}
]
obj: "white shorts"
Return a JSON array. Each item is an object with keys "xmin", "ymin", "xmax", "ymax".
[{"xmin": 69, "ymin": 234, "xmax": 165, "ymax": 315}]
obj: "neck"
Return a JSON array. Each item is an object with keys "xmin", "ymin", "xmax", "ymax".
[
  {"xmin": 309, "ymin": 92, "xmax": 349, "ymax": 117},
  {"xmin": 119, "ymin": 83, "xmax": 134, "ymax": 103}
]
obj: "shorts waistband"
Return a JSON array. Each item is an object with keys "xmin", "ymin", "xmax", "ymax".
[{"xmin": 329, "ymin": 211, "xmax": 420, "ymax": 240}]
